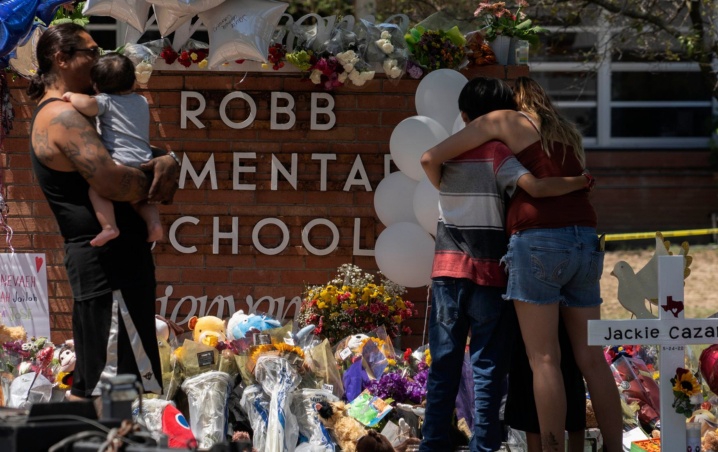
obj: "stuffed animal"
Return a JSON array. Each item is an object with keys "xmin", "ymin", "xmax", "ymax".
[
  {"xmin": 155, "ymin": 315, "xmax": 184, "ymax": 348},
  {"xmin": 226, "ymin": 310, "xmax": 281, "ymax": 340},
  {"xmin": 187, "ymin": 315, "xmax": 226, "ymax": 347},
  {"xmin": 55, "ymin": 340, "xmax": 76, "ymax": 397},
  {"xmin": 315, "ymin": 400, "xmax": 367, "ymax": 452},
  {"xmin": 0, "ymin": 322, "xmax": 26, "ymax": 344},
  {"xmin": 703, "ymin": 429, "xmax": 718, "ymax": 452}
]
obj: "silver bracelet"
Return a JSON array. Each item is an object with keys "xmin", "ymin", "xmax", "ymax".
[{"xmin": 166, "ymin": 150, "xmax": 181, "ymax": 166}]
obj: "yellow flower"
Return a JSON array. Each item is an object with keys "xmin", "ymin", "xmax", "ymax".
[
  {"xmin": 392, "ymin": 315, "xmax": 402, "ymax": 324},
  {"xmin": 261, "ymin": 63, "xmax": 269, "ymax": 69},
  {"xmin": 341, "ymin": 303, "xmax": 349, "ymax": 310},
  {"xmin": 396, "ymin": 300, "xmax": 406, "ymax": 310},
  {"xmin": 317, "ymin": 301, "xmax": 327, "ymax": 310},
  {"xmin": 387, "ymin": 358, "xmax": 396, "ymax": 367},
  {"xmin": 198, "ymin": 59, "xmax": 208, "ymax": 69},
  {"xmin": 342, "ymin": 286, "xmax": 349, "ymax": 291},
  {"xmin": 190, "ymin": 52, "xmax": 198, "ymax": 61},
  {"xmin": 673, "ymin": 370, "xmax": 700, "ymax": 396},
  {"xmin": 424, "ymin": 349, "xmax": 432, "ymax": 366},
  {"xmin": 329, "ymin": 312, "xmax": 339, "ymax": 319},
  {"xmin": 350, "ymin": 303, "xmax": 358, "ymax": 309}
]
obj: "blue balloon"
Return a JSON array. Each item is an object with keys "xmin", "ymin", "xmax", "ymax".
[
  {"xmin": 36, "ymin": 0, "xmax": 70, "ymax": 26},
  {"xmin": 0, "ymin": 0, "xmax": 41, "ymax": 57}
]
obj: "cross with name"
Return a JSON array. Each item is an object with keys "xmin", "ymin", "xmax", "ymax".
[{"xmin": 588, "ymin": 255, "xmax": 718, "ymax": 451}]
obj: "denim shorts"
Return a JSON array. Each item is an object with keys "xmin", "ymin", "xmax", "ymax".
[{"xmin": 501, "ymin": 226, "xmax": 604, "ymax": 307}]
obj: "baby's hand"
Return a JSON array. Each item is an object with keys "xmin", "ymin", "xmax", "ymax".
[{"xmin": 61, "ymin": 92, "xmax": 74, "ymax": 102}]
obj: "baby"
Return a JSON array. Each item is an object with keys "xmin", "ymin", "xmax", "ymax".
[{"xmin": 63, "ymin": 53, "xmax": 162, "ymax": 246}]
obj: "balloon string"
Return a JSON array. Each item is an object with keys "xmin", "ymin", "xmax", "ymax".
[{"xmin": 422, "ymin": 285, "xmax": 430, "ymax": 345}]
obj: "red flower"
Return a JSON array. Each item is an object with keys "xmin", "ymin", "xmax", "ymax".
[
  {"xmin": 178, "ymin": 51, "xmax": 192, "ymax": 68},
  {"xmin": 159, "ymin": 46, "xmax": 178, "ymax": 65},
  {"xmin": 403, "ymin": 348, "xmax": 412, "ymax": 362},
  {"xmin": 369, "ymin": 303, "xmax": 380, "ymax": 314}
]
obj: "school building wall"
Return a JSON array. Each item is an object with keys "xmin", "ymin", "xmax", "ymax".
[{"xmin": 2, "ymin": 65, "xmax": 716, "ymax": 348}]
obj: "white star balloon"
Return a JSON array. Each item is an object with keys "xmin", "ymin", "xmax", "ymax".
[
  {"xmin": 147, "ymin": 0, "xmax": 225, "ymax": 15},
  {"xmin": 198, "ymin": 0, "xmax": 287, "ymax": 68},
  {"xmin": 83, "ymin": 0, "xmax": 152, "ymax": 33}
]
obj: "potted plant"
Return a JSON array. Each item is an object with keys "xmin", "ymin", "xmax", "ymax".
[{"xmin": 474, "ymin": 1, "xmax": 546, "ymax": 64}]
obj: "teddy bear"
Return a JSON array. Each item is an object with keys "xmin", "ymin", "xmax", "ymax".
[
  {"xmin": 703, "ymin": 429, "xmax": 718, "ymax": 452},
  {"xmin": 173, "ymin": 315, "xmax": 227, "ymax": 362},
  {"xmin": 315, "ymin": 400, "xmax": 367, "ymax": 452},
  {"xmin": 226, "ymin": 310, "xmax": 281, "ymax": 341},
  {"xmin": 0, "ymin": 322, "xmax": 26, "ymax": 344}
]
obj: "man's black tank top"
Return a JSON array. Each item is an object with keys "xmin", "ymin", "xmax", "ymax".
[{"xmin": 30, "ymin": 98, "xmax": 155, "ymax": 300}]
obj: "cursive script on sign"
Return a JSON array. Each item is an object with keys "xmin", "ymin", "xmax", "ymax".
[{"xmin": 155, "ymin": 285, "xmax": 301, "ymax": 327}]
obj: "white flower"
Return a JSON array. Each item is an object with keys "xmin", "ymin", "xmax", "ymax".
[
  {"xmin": 381, "ymin": 31, "xmax": 391, "ymax": 40},
  {"xmin": 17, "ymin": 361, "xmax": 32, "ymax": 375},
  {"xmin": 375, "ymin": 36, "xmax": 394, "ymax": 55},
  {"xmin": 342, "ymin": 63, "xmax": 355, "ymax": 73},
  {"xmin": 135, "ymin": 61, "xmax": 153, "ymax": 85},
  {"xmin": 309, "ymin": 69, "xmax": 323, "ymax": 84},
  {"xmin": 348, "ymin": 70, "xmax": 375, "ymax": 86},
  {"xmin": 383, "ymin": 59, "xmax": 402, "ymax": 79},
  {"xmin": 336, "ymin": 50, "xmax": 359, "ymax": 66},
  {"xmin": 338, "ymin": 71, "xmax": 348, "ymax": 83}
]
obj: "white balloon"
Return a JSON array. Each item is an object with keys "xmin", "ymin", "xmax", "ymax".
[
  {"xmin": 452, "ymin": 113, "xmax": 465, "ymax": 134},
  {"xmin": 9, "ymin": 25, "xmax": 44, "ymax": 79},
  {"xmin": 83, "ymin": 0, "xmax": 152, "ymax": 33},
  {"xmin": 375, "ymin": 222, "xmax": 434, "ymax": 288},
  {"xmin": 413, "ymin": 177, "xmax": 439, "ymax": 236},
  {"xmin": 415, "ymin": 69, "xmax": 468, "ymax": 135},
  {"xmin": 148, "ymin": 0, "xmax": 225, "ymax": 15},
  {"xmin": 374, "ymin": 171, "xmax": 418, "ymax": 227},
  {"xmin": 153, "ymin": 4, "xmax": 195, "ymax": 36},
  {"xmin": 199, "ymin": 0, "xmax": 288, "ymax": 68},
  {"xmin": 389, "ymin": 116, "xmax": 449, "ymax": 181}
]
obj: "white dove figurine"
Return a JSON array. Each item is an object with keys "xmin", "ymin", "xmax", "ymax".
[{"xmin": 610, "ymin": 232, "xmax": 692, "ymax": 319}]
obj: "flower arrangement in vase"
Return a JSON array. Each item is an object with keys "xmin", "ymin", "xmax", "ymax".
[{"xmin": 474, "ymin": 1, "xmax": 546, "ymax": 64}]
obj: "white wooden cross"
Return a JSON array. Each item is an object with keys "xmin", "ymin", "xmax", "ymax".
[{"xmin": 588, "ymin": 255, "xmax": 718, "ymax": 451}]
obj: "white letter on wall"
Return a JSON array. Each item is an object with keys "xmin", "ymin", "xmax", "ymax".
[
  {"xmin": 271, "ymin": 154, "xmax": 298, "ymax": 190},
  {"xmin": 310, "ymin": 92, "xmax": 336, "ymax": 130},
  {"xmin": 270, "ymin": 92, "xmax": 296, "ymax": 130},
  {"xmin": 233, "ymin": 152, "xmax": 257, "ymax": 190},
  {"xmin": 180, "ymin": 153, "xmax": 217, "ymax": 190},
  {"xmin": 252, "ymin": 218, "xmax": 290, "ymax": 255},
  {"xmin": 353, "ymin": 217, "xmax": 375, "ymax": 256},
  {"xmin": 311, "ymin": 153, "xmax": 336, "ymax": 192},
  {"xmin": 213, "ymin": 217, "xmax": 239, "ymax": 254},
  {"xmin": 220, "ymin": 92, "xmax": 257, "ymax": 129},
  {"xmin": 343, "ymin": 155, "xmax": 372, "ymax": 191},
  {"xmin": 302, "ymin": 219, "xmax": 340, "ymax": 256},
  {"xmin": 181, "ymin": 91, "xmax": 206, "ymax": 129},
  {"xmin": 170, "ymin": 216, "xmax": 199, "ymax": 254}
]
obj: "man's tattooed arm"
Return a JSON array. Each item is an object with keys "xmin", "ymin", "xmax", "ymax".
[{"xmin": 49, "ymin": 109, "xmax": 149, "ymax": 202}]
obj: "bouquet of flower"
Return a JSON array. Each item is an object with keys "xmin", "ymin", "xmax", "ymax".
[
  {"xmin": 1, "ymin": 337, "xmax": 55, "ymax": 381},
  {"xmin": 297, "ymin": 264, "xmax": 413, "ymax": 344},
  {"xmin": 474, "ymin": 1, "xmax": 546, "ymax": 44},
  {"xmin": 366, "ymin": 369, "xmax": 427, "ymax": 405},
  {"xmin": 671, "ymin": 367, "xmax": 702, "ymax": 417},
  {"xmin": 405, "ymin": 26, "xmax": 466, "ymax": 70}
]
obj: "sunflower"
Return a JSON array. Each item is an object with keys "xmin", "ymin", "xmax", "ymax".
[{"xmin": 672, "ymin": 368, "xmax": 700, "ymax": 396}]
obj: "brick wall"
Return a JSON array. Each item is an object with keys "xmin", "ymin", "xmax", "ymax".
[{"xmin": 3, "ymin": 65, "xmax": 715, "ymax": 348}]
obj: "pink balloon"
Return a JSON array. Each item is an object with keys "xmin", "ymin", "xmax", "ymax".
[{"xmin": 198, "ymin": 0, "xmax": 287, "ymax": 68}]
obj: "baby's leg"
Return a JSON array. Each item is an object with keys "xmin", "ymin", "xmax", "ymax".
[
  {"xmin": 133, "ymin": 201, "xmax": 163, "ymax": 242},
  {"xmin": 88, "ymin": 187, "xmax": 119, "ymax": 246}
]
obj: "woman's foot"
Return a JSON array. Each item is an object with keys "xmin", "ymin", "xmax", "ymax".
[{"xmin": 90, "ymin": 227, "xmax": 119, "ymax": 247}]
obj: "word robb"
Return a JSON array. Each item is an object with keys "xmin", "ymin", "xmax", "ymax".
[
  {"xmin": 181, "ymin": 91, "xmax": 336, "ymax": 130},
  {"xmin": 174, "ymin": 90, "xmax": 383, "ymax": 257}
]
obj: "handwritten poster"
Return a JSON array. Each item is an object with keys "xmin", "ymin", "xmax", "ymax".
[{"xmin": 0, "ymin": 253, "xmax": 50, "ymax": 338}]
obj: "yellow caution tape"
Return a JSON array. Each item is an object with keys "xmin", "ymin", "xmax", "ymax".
[{"xmin": 604, "ymin": 228, "xmax": 718, "ymax": 242}]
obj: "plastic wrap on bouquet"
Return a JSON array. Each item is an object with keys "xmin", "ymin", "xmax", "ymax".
[
  {"xmin": 134, "ymin": 397, "xmax": 171, "ymax": 433},
  {"xmin": 180, "ymin": 370, "xmax": 232, "ymax": 449},
  {"xmin": 291, "ymin": 388, "xmax": 339, "ymax": 451},
  {"xmin": 611, "ymin": 356, "xmax": 660, "ymax": 429},
  {"xmin": 177, "ymin": 339, "xmax": 220, "ymax": 378},
  {"xmin": 304, "ymin": 339, "xmax": 344, "ymax": 399},
  {"xmin": 7, "ymin": 372, "xmax": 52, "ymax": 408},
  {"xmin": 240, "ymin": 384, "xmax": 270, "ymax": 452},
  {"xmin": 156, "ymin": 338, "xmax": 179, "ymax": 400},
  {"xmin": 255, "ymin": 355, "xmax": 302, "ymax": 452}
]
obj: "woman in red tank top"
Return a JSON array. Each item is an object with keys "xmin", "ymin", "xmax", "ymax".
[{"xmin": 421, "ymin": 77, "xmax": 621, "ymax": 452}]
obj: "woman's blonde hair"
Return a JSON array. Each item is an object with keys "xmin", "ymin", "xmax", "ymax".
[{"xmin": 513, "ymin": 76, "xmax": 586, "ymax": 167}]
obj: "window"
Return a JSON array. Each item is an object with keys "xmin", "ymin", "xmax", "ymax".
[{"xmin": 528, "ymin": 18, "xmax": 714, "ymax": 148}]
